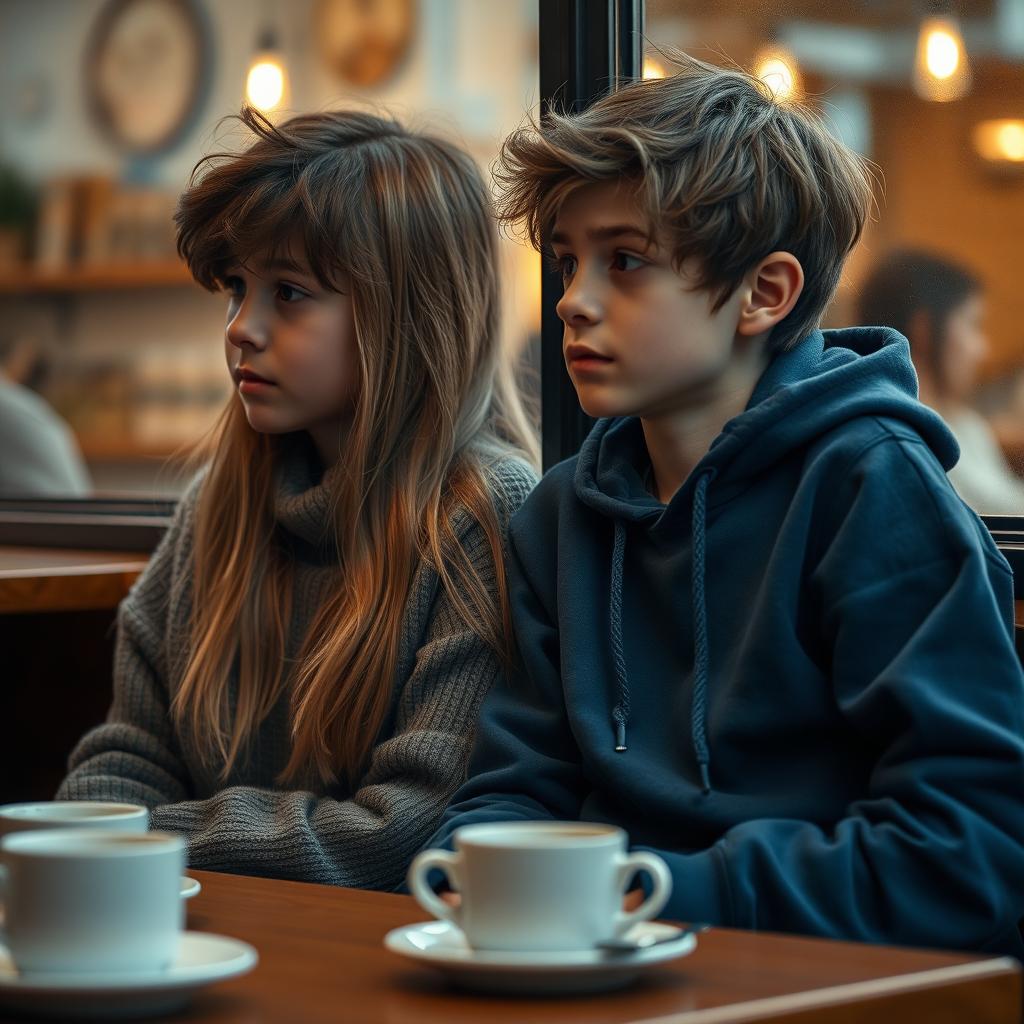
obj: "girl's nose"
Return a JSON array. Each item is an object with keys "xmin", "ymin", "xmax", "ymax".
[
  {"xmin": 225, "ymin": 295, "xmax": 269, "ymax": 351},
  {"xmin": 556, "ymin": 272, "xmax": 602, "ymax": 328}
]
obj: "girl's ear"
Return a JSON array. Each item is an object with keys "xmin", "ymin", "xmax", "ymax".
[{"xmin": 736, "ymin": 252, "xmax": 805, "ymax": 338}]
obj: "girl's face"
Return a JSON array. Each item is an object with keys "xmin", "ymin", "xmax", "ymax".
[
  {"xmin": 222, "ymin": 251, "xmax": 358, "ymax": 468},
  {"xmin": 939, "ymin": 292, "xmax": 988, "ymax": 403}
]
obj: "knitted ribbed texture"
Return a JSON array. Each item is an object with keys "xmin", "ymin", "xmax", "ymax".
[{"xmin": 57, "ymin": 447, "xmax": 537, "ymax": 890}]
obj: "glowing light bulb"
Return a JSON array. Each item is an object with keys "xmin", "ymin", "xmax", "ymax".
[
  {"xmin": 925, "ymin": 27, "xmax": 960, "ymax": 79},
  {"xmin": 643, "ymin": 57, "xmax": 667, "ymax": 80},
  {"xmin": 913, "ymin": 16, "xmax": 971, "ymax": 102},
  {"xmin": 753, "ymin": 47, "xmax": 801, "ymax": 101},
  {"xmin": 972, "ymin": 120, "xmax": 1024, "ymax": 166},
  {"xmin": 246, "ymin": 58, "xmax": 285, "ymax": 111}
]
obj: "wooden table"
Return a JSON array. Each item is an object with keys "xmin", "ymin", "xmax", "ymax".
[
  {"xmin": 169, "ymin": 869, "xmax": 1021, "ymax": 1024},
  {"xmin": 0, "ymin": 546, "xmax": 148, "ymax": 614}
]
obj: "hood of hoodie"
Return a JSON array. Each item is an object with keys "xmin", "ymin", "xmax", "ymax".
[
  {"xmin": 572, "ymin": 327, "xmax": 959, "ymax": 790},
  {"xmin": 576, "ymin": 327, "xmax": 958, "ymax": 529}
]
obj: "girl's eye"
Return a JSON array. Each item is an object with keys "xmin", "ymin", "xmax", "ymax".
[
  {"xmin": 223, "ymin": 275, "xmax": 245, "ymax": 298},
  {"xmin": 611, "ymin": 252, "xmax": 646, "ymax": 272},
  {"xmin": 277, "ymin": 283, "xmax": 308, "ymax": 303}
]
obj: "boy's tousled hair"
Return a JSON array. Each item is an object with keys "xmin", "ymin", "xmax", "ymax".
[
  {"xmin": 174, "ymin": 107, "xmax": 538, "ymax": 791},
  {"xmin": 496, "ymin": 51, "xmax": 875, "ymax": 353}
]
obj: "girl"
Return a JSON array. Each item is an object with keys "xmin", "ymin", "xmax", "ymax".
[{"xmin": 57, "ymin": 107, "xmax": 539, "ymax": 889}]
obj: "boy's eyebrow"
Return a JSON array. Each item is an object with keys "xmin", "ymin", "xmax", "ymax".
[{"xmin": 550, "ymin": 225, "xmax": 651, "ymax": 245}]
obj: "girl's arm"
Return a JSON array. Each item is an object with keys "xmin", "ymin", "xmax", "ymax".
[
  {"xmin": 57, "ymin": 481, "xmax": 202, "ymax": 808},
  {"xmin": 141, "ymin": 512, "xmax": 522, "ymax": 891}
]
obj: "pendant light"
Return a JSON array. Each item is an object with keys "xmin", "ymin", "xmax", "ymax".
[
  {"xmin": 246, "ymin": 24, "xmax": 288, "ymax": 112},
  {"xmin": 913, "ymin": 2, "xmax": 971, "ymax": 102}
]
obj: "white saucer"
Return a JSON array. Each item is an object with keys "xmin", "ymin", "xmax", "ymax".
[
  {"xmin": 384, "ymin": 920, "xmax": 697, "ymax": 995},
  {"xmin": 0, "ymin": 931, "xmax": 257, "ymax": 1019}
]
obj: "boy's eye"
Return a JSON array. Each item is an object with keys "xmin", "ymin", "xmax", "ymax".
[
  {"xmin": 547, "ymin": 253, "xmax": 577, "ymax": 281},
  {"xmin": 611, "ymin": 252, "xmax": 646, "ymax": 272}
]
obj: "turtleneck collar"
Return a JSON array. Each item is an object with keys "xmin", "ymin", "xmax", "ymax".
[{"xmin": 273, "ymin": 434, "xmax": 339, "ymax": 560}]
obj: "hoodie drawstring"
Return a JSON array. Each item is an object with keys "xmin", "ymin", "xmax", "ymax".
[
  {"xmin": 690, "ymin": 470, "xmax": 714, "ymax": 794},
  {"xmin": 610, "ymin": 520, "xmax": 630, "ymax": 751},
  {"xmin": 607, "ymin": 468, "xmax": 716, "ymax": 796}
]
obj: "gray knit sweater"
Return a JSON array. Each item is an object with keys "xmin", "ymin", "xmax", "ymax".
[{"xmin": 58, "ymin": 441, "xmax": 537, "ymax": 890}]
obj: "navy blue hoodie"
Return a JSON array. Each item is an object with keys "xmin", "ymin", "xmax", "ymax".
[{"xmin": 429, "ymin": 327, "xmax": 1024, "ymax": 956}]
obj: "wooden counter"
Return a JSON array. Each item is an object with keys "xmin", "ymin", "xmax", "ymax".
[{"xmin": 0, "ymin": 546, "xmax": 148, "ymax": 614}]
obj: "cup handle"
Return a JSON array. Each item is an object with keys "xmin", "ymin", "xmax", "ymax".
[
  {"xmin": 613, "ymin": 850, "xmax": 673, "ymax": 936},
  {"xmin": 407, "ymin": 849, "xmax": 463, "ymax": 928}
]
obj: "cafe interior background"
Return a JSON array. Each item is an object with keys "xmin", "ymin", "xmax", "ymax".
[{"xmin": 1, "ymin": 0, "xmax": 1024, "ymax": 508}]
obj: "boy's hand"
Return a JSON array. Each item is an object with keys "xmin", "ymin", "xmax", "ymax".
[{"xmin": 623, "ymin": 889, "xmax": 645, "ymax": 911}]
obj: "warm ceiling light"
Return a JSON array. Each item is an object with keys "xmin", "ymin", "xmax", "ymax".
[
  {"xmin": 246, "ymin": 60, "xmax": 285, "ymax": 110},
  {"xmin": 973, "ymin": 119, "xmax": 1024, "ymax": 165},
  {"xmin": 643, "ymin": 57, "xmax": 667, "ymax": 80},
  {"xmin": 913, "ymin": 15, "xmax": 971, "ymax": 102},
  {"xmin": 753, "ymin": 47, "xmax": 801, "ymax": 101},
  {"xmin": 246, "ymin": 28, "xmax": 287, "ymax": 112}
]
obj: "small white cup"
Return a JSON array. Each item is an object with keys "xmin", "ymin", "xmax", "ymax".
[
  {"xmin": 0, "ymin": 829, "xmax": 185, "ymax": 975},
  {"xmin": 408, "ymin": 821, "xmax": 672, "ymax": 952},
  {"xmin": 0, "ymin": 801, "xmax": 149, "ymax": 839}
]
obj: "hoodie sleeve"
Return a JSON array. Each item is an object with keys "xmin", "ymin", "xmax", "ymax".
[
  {"xmin": 642, "ymin": 429, "xmax": 1024, "ymax": 951},
  {"xmin": 424, "ymin": 492, "xmax": 589, "ymax": 852}
]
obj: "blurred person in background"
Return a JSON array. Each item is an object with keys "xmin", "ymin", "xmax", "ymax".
[
  {"xmin": 857, "ymin": 249, "xmax": 1024, "ymax": 513},
  {"xmin": 0, "ymin": 336, "xmax": 90, "ymax": 497}
]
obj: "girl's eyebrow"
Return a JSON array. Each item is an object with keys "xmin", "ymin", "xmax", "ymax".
[
  {"xmin": 264, "ymin": 257, "xmax": 314, "ymax": 276},
  {"xmin": 550, "ymin": 225, "xmax": 651, "ymax": 245}
]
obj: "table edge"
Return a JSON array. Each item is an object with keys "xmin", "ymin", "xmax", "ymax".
[{"xmin": 635, "ymin": 956, "xmax": 1020, "ymax": 1024}]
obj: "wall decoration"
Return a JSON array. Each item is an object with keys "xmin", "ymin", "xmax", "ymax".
[
  {"xmin": 315, "ymin": 0, "xmax": 415, "ymax": 88},
  {"xmin": 85, "ymin": 0, "xmax": 210, "ymax": 154}
]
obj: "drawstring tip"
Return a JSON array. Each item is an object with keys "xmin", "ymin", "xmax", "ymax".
[
  {"xmin": 614, "ymin": 722, "xmax": 627, "ymax": 752},
  {"xmin": 699, "ymin": 762, "xmax": 711, "ymax": 794}
]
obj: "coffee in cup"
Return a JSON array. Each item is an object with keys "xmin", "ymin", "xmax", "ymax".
[
  {"xmin": 0, "ymin": 829, "xmax": 185, "ymax": 974},
  {"xmin": 0, "ymin": 801, "xmax": 148, "ymax": 839},
  {"xmin": 408, "ymin": 821, "xmax": 672, "ymax": 952}
]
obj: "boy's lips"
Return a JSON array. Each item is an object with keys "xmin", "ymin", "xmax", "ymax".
[{"xmin": 566, "ymin": 344, "xmax": 614, "ymax": 371}]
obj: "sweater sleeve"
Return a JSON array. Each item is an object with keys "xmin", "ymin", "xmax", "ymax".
[
  {"xmin": 56, "ymin": 481, "xmax": 200, "ymax": 808},
  {"xmin": 64, "ymin": 457, "xmax": 538, "ymax": 891},
  {"xmin": 640, "ymin": 434, "xmax": 1024, "ymax": 951}
]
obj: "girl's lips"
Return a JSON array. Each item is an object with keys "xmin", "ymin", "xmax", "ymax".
[{"xmin": 238, "ymin": 378, "xmax": 276, "ymax": 395}]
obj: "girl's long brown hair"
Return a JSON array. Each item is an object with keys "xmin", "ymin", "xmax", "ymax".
[{"xmin": 174, "ymin": 107, "xmax": 538, "ymax": 790}]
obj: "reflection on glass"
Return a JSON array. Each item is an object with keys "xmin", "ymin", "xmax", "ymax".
[
  {"xmin": 645, "ymin": 0, "xmax": 1024, "ymax": 515},
  {"xmin": 0, "ymin": 0, "xmax": 540, "ymax": 502},
  {"xmin": 857, "ymin": 250, "xmax": 1024, "ymax": 514}
]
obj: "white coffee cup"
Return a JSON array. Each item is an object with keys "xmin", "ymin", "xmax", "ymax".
[
  {"xmin": 0, "ymin": 801, "xmax": 149, "ymax": 839},
  {"xmin": 408, "ymin": 821, "xmax": 672, "ymax": 952},
  {"xmin": 0, "ymin": 829, "xmax": 185, "ymax": 974}
]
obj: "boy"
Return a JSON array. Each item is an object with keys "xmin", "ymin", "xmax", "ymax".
[{"xmin": 425, "ymin": 54, "xmax": 1024, "ymax": 955}]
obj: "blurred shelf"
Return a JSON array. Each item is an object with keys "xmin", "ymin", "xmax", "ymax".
[
  {"xmin": 78, "ymin": 436, "xmax": 193, "ymax": 462},
  {"xmin": 0, "ymin": 260, "xmax": 195, "ymax": 295}
]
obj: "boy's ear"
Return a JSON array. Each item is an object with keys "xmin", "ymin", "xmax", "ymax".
[{"xmin": 735, "ymin": 252, "xmax": 805, "ymax": 338}]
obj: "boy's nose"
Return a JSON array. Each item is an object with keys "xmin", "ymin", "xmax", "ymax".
[
  {"xmin": 556, "ymin": 276, "xmax": 602, "ymax": 328},
  {"xmin": 225, "ymin": 299, "xmax": 269, "ymax": 351}
]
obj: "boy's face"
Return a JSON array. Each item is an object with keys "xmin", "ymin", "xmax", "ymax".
[
  {"xmin": 222, "ymin": 248, "xmax": 357, "ymax": 467},
  {"xmin": 550, "ymin": 181, "xmax": 748, "ymax": 421}
]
